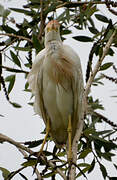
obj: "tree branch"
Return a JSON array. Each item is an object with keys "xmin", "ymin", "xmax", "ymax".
[
  {"xmin": 1, "ymin": 65, "xmax": 29, "ymax": 74},
  {"xmin": 0, "ymin": 133, "xmax": 67, "ymax": 180},
  {"xmin": 70, "ymin": 110, "xmax": 84, "ymax": 180},
  {"xmin": 38, "ymin": 0, "xmax": 46, "ymax": 41},
  {"xmin": 69, "ymin": 29, "xmax": 117, "ymax": 180},
  {"xmin": 0, "ymin": 33, "xmax": 32, "ymax": 43},
  {"xmin": 85, "ymin": 29, "xmax": 117, "ymax": 97}
]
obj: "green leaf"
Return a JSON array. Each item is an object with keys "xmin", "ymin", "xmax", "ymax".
[
  {"xmin": 0, "ymin": 5, "xmax": 4, "ymax": 16},
  {"xmin": 100, "ymin": 62, "xmax": 113, "ymax": 71},
  {"xmin": 32, "ymin": 33, "xmax": 42, "ymax": 52},
  {"xmin": 24, "ymin": 63, "xmax": 32, "ymax": 68},
  {"xmin": 22, "ymin": 158, "xmax": 37, "ymax": 167},
  {"xmin": 88, "ymin": 159, "xmax": 95, "ymax": 173},
  {"xmin": 25, "ymin": 139, "xmax": 43, "ymax": 148},
  {"xmin": 11, "ymin": 102, "xmax": 22, "ymax": 108},
  {"xmin": 73, "ymin": 35, "xmax": 93, "ymax": 42},
  {"xmin": 10, "ymin": 8, "xmax": 34, "ymax": 16},
  {"xmin": 13, "ymin": 47, "xmax": 31, "ymax": 51},
  {"xmin": 1, "ymin": 25, "xmax": 17, "ymax": 34},
  {"xmin": 0, "ymin": 114, "xmax": 4, "ymax": 117},
  {"xmin": 101, "ymin": 152, "xmax": 115, "ymax": 161},
  {"xmin": 57, "ymin": 11, "xmax": 66, "ymax": 21},
  {"xmin": 95, "ymin": 14, "xmax": 109, "ymax": 23},
  {"xmin": 25, "ymin": 82, "xmax": 29, "ymax": 90},
  {"xmin": 57, "ymin": 151, "xmax": 66, "ymax": 157},
  {"xmin": 28, "ymin": 102, "xmax": 33, "ymax": 106},
  {"xmin": 100, "ymin": 163, "xmax": 107, "ymax": 179},
  {"xmin": 79, "ymin": 149, "xmax": 91, "ymax": 159},
  {"xmin": 0, "ymin": 167, "xmax": 10, "ymax": 179},
  {"xmin": 19, "ymin": 173, "xmax": 28, "ymax": 180},
  {"xmin": 5, "ymin": 75, "xmax": 15, "ymax": 94},
  {"xmin": 78, "ymin": 163, "xmax": 91, "ymax": 168},
  {"xmin": 108, "ymin": 48, "xmax": 114, "ymax": 56},
  {"xmin": 10, "ymin": 50, "xmax": 21, "ymax": 68},
  {"xmin": 114, "ymin": 164, "xmax": 117, "ymax": 170},
  {"xmin": 90, "ymin": 134, "xmax": 111, "ymax": 144},
  {"xmin": 43, "ymin": 172, "xmax": 56, "ymax": 178},
  {"xmin": 88, "ymin": 27, "xmax": 99, "ymax": 34},
  {"xmin": 61, "ymin": 29, "xmax": 71, "ymax": 35},
  {"xmin": 3, "ymin": 9, "xmax": 10, "ymax": 18},
  {"xmin": 0, "ymin": 5, "xmax": 10, "ymax": 17},
  {"xmin": 43, "ymin": 150, "xmax": 53, "ymax": 156},
  {"xmin": 99, "ymin": 47, "xmax": 103, "ymax": 58},
  {"xmin": 96, "ymin": 130, "xmax": 113, "ymax": 136}
]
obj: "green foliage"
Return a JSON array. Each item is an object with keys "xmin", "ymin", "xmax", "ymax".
[
  {"xmin": 0, "ymin": 167, "xmax": 10, "ymax": 179},
  {"xmin": 22, "ymin": 158, "xmax": 37, "ymax": 167},
  {"xmin": 0, "ymin": 0, "xmax": 117, "ymax": 179},
  {"xmin": 73, "ymin": 35, "xmax": 93, "ymax": 42},
  {"xmin": 5, "ymin": 74, "xmax": 15, "ymax": 94},
  {"xmin": 100, "ymin": 62, "xmax": 113, "ymax": 71},
  {"xmin": 10, "ymin": 51, "xmax": 21, "ymax": 68},
  {"xmin": 95, "ymin": 14, "xmax": 109, "ymax": 23}
]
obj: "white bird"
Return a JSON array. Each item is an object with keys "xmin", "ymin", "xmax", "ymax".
[{"xmin": 28, "ymin": 20, "xmax": 84, "ymax": 161}]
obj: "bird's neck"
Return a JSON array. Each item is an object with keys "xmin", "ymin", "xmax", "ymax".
[
  {"xmin": 45, "ymin": 40, "xmax": 62, "ymax": 56},
  {"xmin": 45, "ymin": 31, "xmax": 62, "ymax": 47}
]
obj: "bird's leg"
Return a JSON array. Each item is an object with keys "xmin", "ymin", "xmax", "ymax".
[
  {"xmin": 67, "ymin": 115, "xmax": 72, "ymax": 162},
  {"xmin": 39, "ymin": 118, "xmax": 50, "ymax": 155},
  {"xmin": 32, "ymin": 119, "xmax": 50, "ymax": 174}
]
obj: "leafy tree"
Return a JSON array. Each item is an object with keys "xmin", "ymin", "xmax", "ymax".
[{"xmin": 0, "ymin": 0, "xmax": 117, "ymax": 179}]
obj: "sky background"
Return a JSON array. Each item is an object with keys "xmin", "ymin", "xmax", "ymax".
[{"xmin": 0, "ymin": 0, "xmax": 117, "ymax": 179}]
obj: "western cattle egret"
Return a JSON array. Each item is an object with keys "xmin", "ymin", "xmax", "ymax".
[{"xmin": 28, "ymin": 20, "xmax": 84, "ymax": 161}]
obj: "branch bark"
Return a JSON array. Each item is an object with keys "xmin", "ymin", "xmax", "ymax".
[
  {"xmin": 0, "ymin": 33, "xmax": 32, "ymax": 43},
  {"xmin": 0, "ymin": 65, "xmax": 28, "ymax": 74},
  {"xmin": 70, "ymin": 29, "xmax": 116, "ymax": 180},
  {"xmin": 0, "ymin": 133, "xmax": 67, "ymax": 180},
  {"xmin": 38, "ymin": 0, "xmax": 46, "ymax": 41}
]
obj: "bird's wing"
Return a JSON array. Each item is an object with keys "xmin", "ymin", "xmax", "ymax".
[
  {"xmin": 27, "ymin": 48, "xmax": 46, "ymax": 94},
  {"xmin": 62, "ymin": 44, "xmax": 84, "ymax": 139},
  {"xmin": 27, "ymin": 48, "xmax": 46, "ymax": 116}
]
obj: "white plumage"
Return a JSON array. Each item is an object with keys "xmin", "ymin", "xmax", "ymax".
[{"xmin": 28, "ymin": 20, "xmax": 84, "ymax": 147}]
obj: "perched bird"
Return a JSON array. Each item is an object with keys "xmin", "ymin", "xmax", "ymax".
[{"xmin": 28, "ymin": 20, "xmax": 84, "ymax": 160}]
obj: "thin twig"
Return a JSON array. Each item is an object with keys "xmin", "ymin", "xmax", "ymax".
[
  {"xmin": 1, "ymin": 65, "xmax": 28, "ymax": 74},
  {"xmin": 0, "ymin": 33, "xmax": 32, "ymax": 43},
  {"xmin": 7, "ymin": 166, "xmax": 26, "ymax": 180},
  {"xmin": 105, "ymin": 0, "xmax": 117, "ymax": 16},
  {"xmin": 38, "ymin": 0, "xmax": 46, "ymax": 41},
  {"xmin": 0, "ymin": 133, "xmax": 34, "ymax": 154},
  {"xmin": 18, "ymin": 149, "xmax": 42, "ymax": 180},
  {"xmin": 0, "ymin": 133, "xmax": 67, "ymax": 180},
  {"xmin": 0, "ymin": 38, "xmax": 16, "ymax": 52}
]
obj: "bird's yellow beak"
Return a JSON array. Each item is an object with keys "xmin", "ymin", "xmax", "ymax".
[{"xmin": 47, "ymin": 24, "xmax": 58, "ymax": 32}]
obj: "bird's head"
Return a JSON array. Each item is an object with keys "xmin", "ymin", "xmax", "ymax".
[{"xmin": 45, "ymin": 20, "xmax": 61, "ymax": 46}]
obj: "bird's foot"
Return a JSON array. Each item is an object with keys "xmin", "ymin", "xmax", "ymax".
[{"xmin": 31, "ymin": 150, "xmax": 44, "ymax": 174}]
